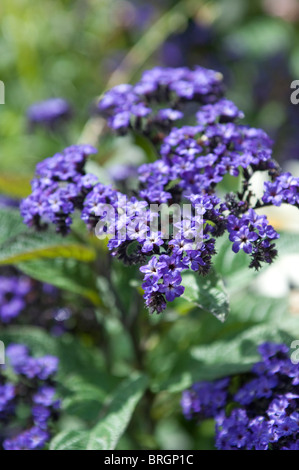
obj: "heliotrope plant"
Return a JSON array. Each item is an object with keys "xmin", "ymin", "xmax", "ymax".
[
  {"xmin": 21, "ymin": 66, "xmax": 299, "ymax": 314},
  {"xmin": 181, "ymin": 342, "xmax": 299, "ymax": 450}
]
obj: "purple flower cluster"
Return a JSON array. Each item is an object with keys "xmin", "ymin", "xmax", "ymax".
[
  {"xmin": 227, "ymin": 209, "xmax": 279, "ymax": 269},
  {"xmin": 21, "ymin": 142, "xmax": 211, "ymax": 313},
  {"xmin": 21, "ymin": 144, "xmax": 98, "ymax": 234},
  {"xmin": 1, "ymin": 344, "xmax": 60, "ymax": 451},
  {"xmin": 7, "ymin": 344, "xmax": 59, "ymax": 380},
  {"xmin": 181, "ymin": 378, "xmax": 229, "ymax": 420},
  {"xmin": 21, "ymin": 66, "xmax": 299, "ymax": 313},
  {"xmin": 182, "ymin": 342, "xmax": 299, "ymax": 450},
  {"xmin": 98, "ymin": 66, "xmax": 224, "ymax": 134},
  {"xmin": 155, "ymin": 117, "xmax": 275, "ymax": 195},
  {"xmin": 140, "ymin": 239, "xmax": 215, "ymax": 313},
  {"xmin": 262, "ymin": 172, "xmax": 299, "ymax": 207},
  {"xmin": 27, "ymin": 98, "xmax": 72, "ymax": 130},
  {"xmin": 0, "ymin": 275, "xmax": 31, "ymax": 323},
  {"xmin": 196, "ymin": 98, "xmax": 244, "ymax": 125}
]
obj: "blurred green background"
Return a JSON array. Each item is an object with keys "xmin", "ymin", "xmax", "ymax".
[{"xmin": 1, "ymin": 0, "xmax": 299, "ymax": 180}]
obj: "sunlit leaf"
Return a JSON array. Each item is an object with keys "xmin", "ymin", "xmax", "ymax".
[
  {"xmin": 0, "ymin": 208, "xmax": 95, "ymax": 265},
  {"xmin": 181, "ymin": 270, "xmax": 229, "ymax": 322}
]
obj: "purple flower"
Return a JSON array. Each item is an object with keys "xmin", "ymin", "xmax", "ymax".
[
  {"xmin": 156, "ymin": 109, "xmax": 183, "ymax": 121},
  {"xmin": 131, "ymin": 103, "xmax": 151, "ymax": 117},
  {"xmin": 186, "ymin": 250, "xmax": 206, "ymax": 271},
  {"xmin": 159, "ymin": 274, "xmax": 184, "ymax": 302},
  {"xmin": 32, "ymin": 406, "xmax": 51, "ymax": 428},
  {"xmin": 229, "ymin": 225, "xmax": 259, "ymax": 254},
  {"xmin": 4, "ymin": 427, "xmax": 50, "ymax": 451},
  {"xmin": 140, "ymin": 256, "xmax": 161, "ymax": 280},
  {"xmin": 262, "ymin": 180, "xmax": 284, "ymax": 206},
  {"xmin": 262, "ymin": 173, "xmax": 299, "ymax": 207},
  {"xmin": 36, "ymin": 356, "xmax": 59, "ymax": 380},
  {"xmin": 33, "ymin": 386, "xmax": 59, "ymax": 408},
  {"xmin": 159, "ymin": 254, "xmax": 186, "ymax": 276},
  {"xmin": 196, "ymin": 99, "xmax": 244, "ymax": 125},
  {"xmin": 258, "ymin": 342, "xmax": 289, "ymax": 361},
  {"xmin": 6, "ymin": 344, "xmax": 29, "ymax": 370},
  {"xmin": 109, "ymin": 111, "xmax": 131, "ymax": 130},
  {"xmin": 141, "ymin": 232, "xmax": 164, "ymax": 253}
]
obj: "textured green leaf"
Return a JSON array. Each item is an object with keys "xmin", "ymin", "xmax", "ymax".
[
  {"xmin": 50, "ymin": 374, "xmax": 148, "ymax": 450},
  {"xmin": 50, "ymin": 431, "xmax": 90, "ymax": 451},
  {"xmin": 230, "ymin": 293, "xmax": 288, "ymax": 323},
  {"xmin": 181, "ymin": 270, "xmax": 229, "ymax": 322},
  {"xmin": 0, "ymin": 208, "xmax": 95, "ymax": 265},
  {"xmin": 87, "ymin": 374, "xmax": 148, "ymax": 450},
  {"xmin": 62, "ymin": 379, "xmax": 107, "ymax": 422},
  {"xmin": 213, "ymin": 237, "xmax": 257, "ymax": 292},
  {"xmin": 152, "ymin": 320, "xmax": 299, "ymax": 393},
  {"xmin": 214, "ymin": 237, "xmax": 250, "ymax": 277},
  {"xmin": 17, "ymin": 257, "xmax": 101, "ymax": 305},
  {"xmin": 0, "ymin": 207, "xmax": 26, "ymax": 244}
]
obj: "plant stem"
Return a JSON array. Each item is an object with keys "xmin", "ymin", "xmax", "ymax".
[{"xmin": 78, "ymin": 0, "xmax": 212, "ymax": 146}]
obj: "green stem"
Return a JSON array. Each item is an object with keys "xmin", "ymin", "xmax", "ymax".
[
  {"xmin": 78, "ymin": 0, "xmax": 211, "ymax": 146},
  {"xmin": 105, "ymin": 0, "xmax": 208, "ymax": 89}
]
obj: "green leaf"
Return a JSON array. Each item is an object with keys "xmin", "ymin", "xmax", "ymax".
[
  {"xmin": 214, "ymin": 237, "xmax": 250, "ymax": 277},
  {"xmin": 50, "ymin": 374, "xmax": 148, "ymax": 450},
  {"xmin": 17, "ymin": 257, "xmax": 101, "ymax": 306},
  {"xmin": 0, "ymin": 208, "xmax": 95, "ymax": 265},
  {"xmin": 181, "ymin": 270, "xmax": 229, "ymax": 322},
  {"xmin": 87, "ymin": 374, "xmax": 148, "ymax": 450},
  {"xmin": 214, "ymin": 237, "xmax": 257, "ymax": 292},
  {"xmin": 230, "ymin": 293, "xmax": 288, "ymax": 323},
  {"xmin": 152, "ymin": 320, "xmax": 299, "ymax": 393},
  {"xmin": 0, "ymin": 208, "xmax": 28, "ymax": 244},
  {"xmin": 62, "ymin": 378, "xmax": 107, "ymax": 422},
  {"xmin": 49, "ymin": 431, "xmax": 91, "ymax": 451}
]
